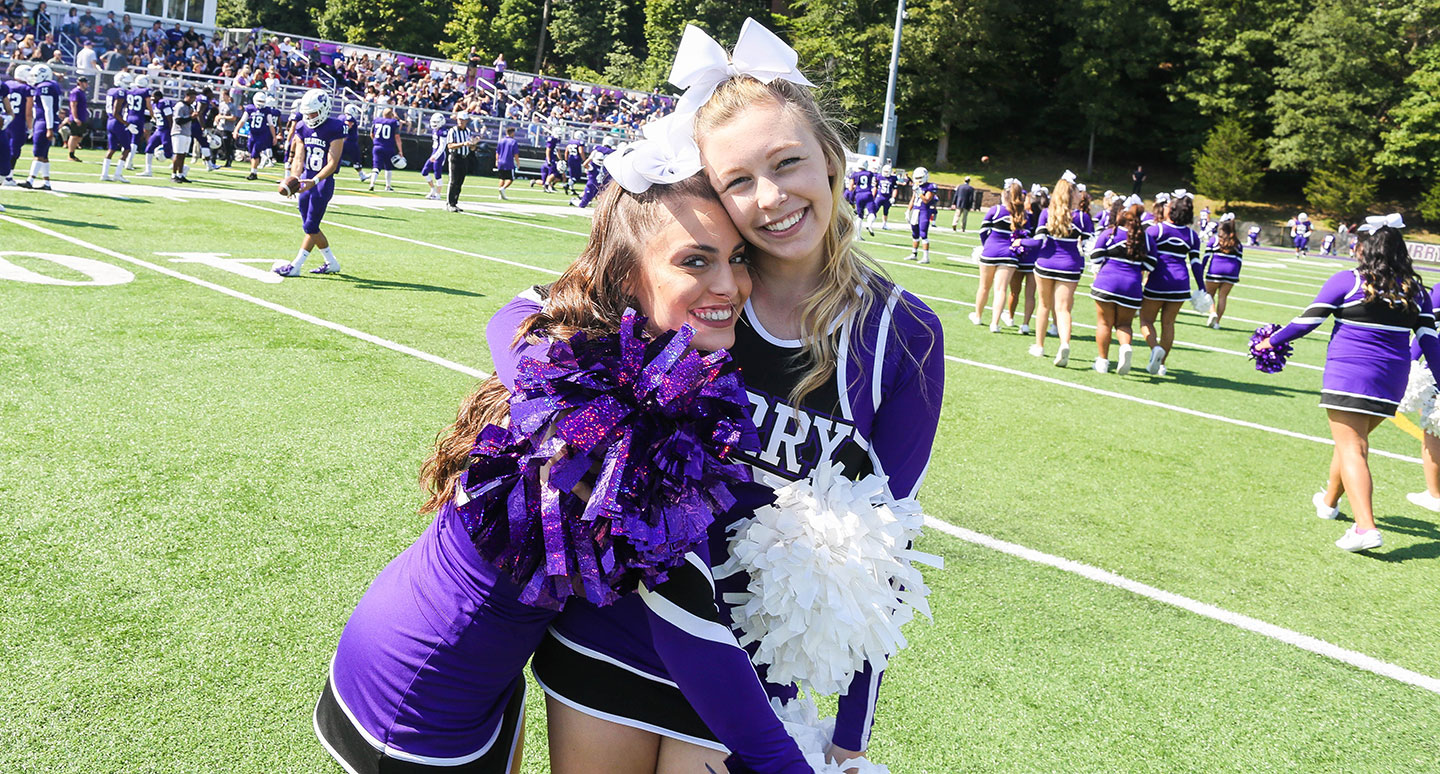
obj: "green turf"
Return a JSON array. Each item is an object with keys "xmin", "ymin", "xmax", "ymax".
[{"xmin": 3, "ymin": 159, "xmax": 1439, "ymax": 772}]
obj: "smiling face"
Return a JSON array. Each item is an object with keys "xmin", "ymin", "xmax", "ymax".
[
  {"xmin": 698, "ymin": 96, "xmax": 834, "ymax": 272},
  {"xmin": 627, "ymin": 195, "xmax": 751, "ymax": 352}
]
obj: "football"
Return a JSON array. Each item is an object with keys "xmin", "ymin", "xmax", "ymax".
[
  {"xmin": 981, "ymin": 155, "xmax": 990, "ymax": 163},
  {"xmin": 278, "ymin": 176, "xmax": 301, "ymax": 197}
]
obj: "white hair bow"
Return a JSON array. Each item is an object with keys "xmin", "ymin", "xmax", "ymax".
[
  {"xmin": 1030, "ymin": 183, "xmax": 1043, "ymax": 196},
  {"xmin": 1076, "ymin": 183, "xmax": 1086, "ymax": 192},
  {"xmin": 1155, "ymin": 192, "xmax": 1171, "ymax": 203},
  {"xmin": 1003, "ymin": 177, "xmax": 1022, "ymax": 190},
  {"xmin": 603, "ymin": 111, "xmax": 703, "ymax": 194},
  {"xmin": 1171, "ymin": 189, "xmax": 1193, "ymax": 199},
  {"xmin": 1061, "ymin": 169, "xmax": 1077, "ymax": 184},
  {"xmin": 1123, "ymin": 194, "xmax": 1143, "ymax": 207},
  {"xmin": 668, "ymin": 18, "xmax": 815, "ymax": 114},
  {"xmin": 1358, "ymin": 213, "xmax": 1405, "ymax": 233},
  {"xmin": 1219, "ymin": 212, "xmax": 1235, "ymax": 223}
]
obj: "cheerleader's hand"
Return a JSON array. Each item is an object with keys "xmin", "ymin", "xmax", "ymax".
[
  {"xmin": 826, "ymin": 744, "xmax": 865, "ymax": 774},
  {"xmin": 1254, "ymin": 338, "xmax": 1272, "ymax": 351}
]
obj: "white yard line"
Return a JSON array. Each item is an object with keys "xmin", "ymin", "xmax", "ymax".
[{"xmin": 11, "ymin": 210, "xmax": 1439, "ymax": 700}]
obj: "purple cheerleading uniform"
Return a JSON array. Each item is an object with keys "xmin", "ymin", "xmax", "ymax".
[
  {"xmin": 1015, "ymin": 210, "xmax": 1043, "ymax": 272},
  {"xmin": 371, "ymin": 117, "xmax": 400, "ymax": 169},
  {"xmin": 1034, "ymin": 209, "xmax": 1091, "ymax": 283},
  {"xmin": 420, "ymin": 126, "xmax": 446, "ymax": 179},
  {"xmin": 978, "ymin": 205, "xmax": 1024, "ymax": 266},
  {"xmin": 29, "ymin": 79, "xmax": 60, "ymax": 157},
  {"xmin": 1143, "ymin": 222, "xmax": 1201, "ymax": 302},
  {"xmin": 909, "ymin": 181, "xmax": 938, "ymax": 240},
  {"xmin": 1271, "ymin": 269, "xmax": 1440, "ymax": 417},
  {"xmin": 1202, "ymin": 235, "xmax": 1243, "ymax": 285},
  {"xmin": 296, "ymin": 117, "xmax": 344, "ymax": 233},
  {"xmin": 1088, "ymin": 227, "xmax": 1158, "ymax": 310},
  {"xmin": 852, "ymin": 168, "xmax": 875, "ymax": 217},
  {"xmin": 243, "ymin": 105, "xmax": 272, "ymax": 156},
  {"xmin": 870, "ymin": 173, "xmax": 896, "ymax": 216},
  {"xmin": 488, "ymin": 280, "xmax": 944, "ymax": 755}
]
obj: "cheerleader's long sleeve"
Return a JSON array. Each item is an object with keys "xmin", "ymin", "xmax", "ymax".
[{"xmin": 1269, "ymin": 269, "xmax": 1354, "ymax": 348}]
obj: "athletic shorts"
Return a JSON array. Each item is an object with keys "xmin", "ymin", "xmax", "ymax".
[
  {"xmin": 496, "ymin": 168, "xmax": 514, "ymax": 181},
  {"xmin": 30, "ymin": 126, "xmax": 51, "ymax": 158},
  {"xmin": 170, "ymin": 133, "xmax": 193, "ymax": 156}
]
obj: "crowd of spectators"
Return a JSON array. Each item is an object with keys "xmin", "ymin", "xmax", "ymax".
[{"xmin": 1, "ymin": 0, "xmax": 672, "ymax": 141}]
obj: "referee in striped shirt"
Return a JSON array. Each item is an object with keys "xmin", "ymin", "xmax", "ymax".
[{"xmin": 445, "ymin": 114, "xmax": 479, "ymax": 212}]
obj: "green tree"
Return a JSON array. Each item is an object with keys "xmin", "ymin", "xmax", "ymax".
[
  {"xmin": 547, "ymin": 0, "xmax": 651, "ymax": 81},
  {"xmin": 639, "ymin": 0, "xmax": 768, "ymax": 92},
  {"xmin": 1379, "ymin": 45, "xmax": 1440, "ymax": 178},
  {"xmin": 1166, "ymin": 0, "xmax": 1303, "ymax": 132},
  {"xmin": 312, "ymin": 0, "xmax": 451, "ymax": 56},
  {"xmin": 1303, "ymin": 160, "xmax": 1378, "ymax": 225},
  {"xmin": 1055, "ymin": 0, "xmax": 1174, "ymax": 173},
  {"xmin": 1419, "ymin": 178, "xmax": 1440, "ymax": 224},
  {"xmin": 787, "ymin": 0, "xmax": 893, "ymax": 130},
  {"xmin": 438, "ymin": 0, "xmax": 500, "ymax": 62},
  {"xmin": 1267, "ymin": 0, "xmax": 1402, "ymax": 172},
  {"xmin": 217, "ymin": 0, "xmax": 318, "ymax": 37},
  {"xmin": 1191, "ymin": 119, "xmax": 1264, "ymax": 209}
]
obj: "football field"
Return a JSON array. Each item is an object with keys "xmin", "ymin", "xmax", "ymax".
[{"xmin": 3, "ymin": 159, "xmax": 1439, "ymax": 773}]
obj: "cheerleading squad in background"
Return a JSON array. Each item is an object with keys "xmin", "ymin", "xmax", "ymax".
[{"xmin": 313, "ymin": 18, "xmax": 944, "ymax": 774}]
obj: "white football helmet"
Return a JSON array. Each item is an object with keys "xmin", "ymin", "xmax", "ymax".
[
  {"xmin": 573, "ymin": 130, "xmax": 585, "ymax": 141},
  {"xmin": 14, "ymin": 65, "xmax": 33, "ymax": 85},
  {"xmin": 252, "ymin": 92, "xmax": 267, "ymax": 108},
  {"xmin": 881, "ymin": 163, "xmax": 892, "ymax": 176},
  {"xmin": 603, "ymin": 136, "xmax": 616, "ymax": 147},
  {"xmin": 344, "ymin": 103, "xmax": 362, "ymax": 119},
  {"xmin": 134, "ymin": 75, "xmax": 151, "ymax": 89},
  {"xmin": 912, "ymin": 166, "xmax": 929, "ymax": 184},
  {"xmin": 390, "ymin": 153, "xmax": 407, "ymax": 169},
  {"xmin": 116, "ymin": 71, "xmax": 135, "ymax": 88},
  {"xmin": 265, "ymin": 95, "xmax": 279, "ymax": 108},
  {"xmin": 866, "ymin": 158, "xmax": 878, "ymax": 171},
  {"xmin": 29, "ymin": 64, "xmax": 53, "ymax": 84},
  {"xmin": 428, "ymin": 113, "xmax": 445, "ymax": 129},
  {"xmin": 298, "ymin": 89, "xmax": 330, "ymax": 128}
]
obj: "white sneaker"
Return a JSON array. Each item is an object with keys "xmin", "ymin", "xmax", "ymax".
[
  {"xmin": 385, "ymin": 185, "xmax": 394, "ymax": 192},
  {"xmin": 1147, "ymin": 346, "xmax": 1166, "ymax": 375},
  {"xmin": 1335, "ymin": 526, "xmax": 1382, "ymax": 552},
  {"xmin": 499, "ymin": 189, "xmax": 509, "ymax": 200},
  {"xmin": 989, "ymin": 324, "xmax": 1000, "ymax": 333},
  {"xmin": 1000, "ymin": 312, "xmax": 1015, "ymax": 328},
  {"xmin": 99, "ymin": 174, "xmax": 112, "ymax": 181},
  {"xmin": 1094, "ymin": 357, "xmax": 1109, "ymax": 374},
  {"xmin": 1028, "ymin": 344, "xmax": 1044, "ymax": 358},
  {"xmin": 1048, "ymin": 324, "xmax": 1059, "ymax": 337},
  {"xmin": 1313, "ymin": 491, "xmax": 1340, "ymax": 520},
  {"xmin": 271, "ymin": 260, "xmax": 301, "ymax": 277},
  {"xmin": 135, "ymin": 171, "xmax": 153, "ymax": 177},
  {"xmin": 1207, "ymin": 314, "xmax": 1219, "ymax": 329},
  {"xmin": 1405, "ymin": 491, "xmax": 1440, "ymax": 512},
  {"xmin": 115, "ymin": 173, "xmax": 130, "ymax": 183},
  {"xmin": 918, "ymin": 255, "xmax": 930, "ymax": 264},
  {"xmin": 1054, "ymin": 344, "xmax": 1070, "ymax": 368},
  {"xmin": 1019, "ymin": 323, "xmax": 1031, "ymax": 335},
  {"xmin": 1158, "ymin": 364, "xmax": 1168, "ymax": 377},
  {"xmin": 967, "ymin": 312, "xmax": 981, "ymax": 325},
  {"xmin": 1117, "ymin": 346, "xmax": 1133, "ymax": 375}
]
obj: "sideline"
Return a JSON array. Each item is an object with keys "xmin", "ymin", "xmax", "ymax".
[{"xmin": 8, "ymin": 212, "xmax": 1438, "ymax": 699}]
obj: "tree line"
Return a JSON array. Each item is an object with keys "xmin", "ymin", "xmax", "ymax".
[{"xmin": 218, "ymin": 0, "xmax": 1440, "ymax": 222}]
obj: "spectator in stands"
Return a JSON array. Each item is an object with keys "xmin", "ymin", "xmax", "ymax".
[
  {"xmin": 60, "ymin": 7, "xmax": 77, "ymax": 36},
  {"xmin": 99, "ymin": 43, "xmax": 128, "ymax": 72},
  {"xmin": 30, "ymin": 2, "xmax": 50, "ymax": 32},
  {"xmin": 75, "ymin": 39, "xmax": 98, "ymax": 77},
  {"xmin": 146, "ymin": 21, "xmax": 164, "ymax": 45},
  {"xmin": 16, "ymin": 32, "xmax": 34, "ymax": 59}
]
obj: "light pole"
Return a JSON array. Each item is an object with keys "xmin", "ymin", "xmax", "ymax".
[{"xmin": 878, "ymin": 0, "xmax": 905, "ymax": 165}]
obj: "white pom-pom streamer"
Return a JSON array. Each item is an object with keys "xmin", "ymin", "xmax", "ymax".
[
  {"xmin": 769, "ymin": 696, "xmax": 891, "ymax": 774},
  {"xmin": 1399, "ymin": 360, "xmax": 1436, "ymax": 414},
  {"xmin": 716, "ymin": 462, "xmax": 942, "ymax": 696},
  {"xmin": 1421, "ymin": 391, "xmax": 1440, "ymax": 438},
  {"xmin": 1189, "ymin": 288, "xmax": 1213, "ymax": 314}
]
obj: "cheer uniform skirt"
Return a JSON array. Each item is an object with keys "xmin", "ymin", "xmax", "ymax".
[
  {"xmin": 1090, "ymin": 260, "xmax": 1144, "ymax": 309},
  {"xmin": 1015, "ymin": 237, "xmax": 1041, "ymax": 274},
  {"xmin": 1319, "ymin": 355, "xmax": 1407, "ymax": 417},
  {"xmin": 978, "ymin": 233, "xmax": 1017, "ymax": 268},
  {"xmin": 1142, "ymin": 257, "xmax": 1192, "ymax": 301},
  {"xmin": 1204, "ymin": 254, "xmax": 1242, "ymax": 285},
  {"xmin": 1035, "ymin": 241, "xmax": 1084, "ymax": 282}
]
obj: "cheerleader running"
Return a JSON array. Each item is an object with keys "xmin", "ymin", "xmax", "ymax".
[
  {"xmin": 1202, "ymin": 213, "xmax": 1243, "ymax": 329},
  {"xmin": 1031, "ymin": 172, "xmax": 1089, "ymax": 366},
  {"xmin": 1138, "ymin": 191, "xmax": 1202, "ymax": 376},
  {"xmin": 1256, "ymin": 215, "xmax": 1440, "ymax": 551},
  {"xmin": 1088, "ymin": 198, "xmax": 1156, "ymax": 374},
  {"xmin": 971, "ymin": 179, "xmax": 1027, "ymax": 332}
]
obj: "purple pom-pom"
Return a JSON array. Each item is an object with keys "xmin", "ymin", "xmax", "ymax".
[
  {"xmin": 454, "ymin": 309, "xmax": 758, "ymax": 610},
  {"xmin": 1250, "ymin": 324, "xmax": 1292, "ymax": 373}
]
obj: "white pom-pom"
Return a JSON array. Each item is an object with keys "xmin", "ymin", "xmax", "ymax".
[
  {"xmin": 1399, "ymin": 360, "xmax": 1436, "ymax": 414},
  {"xmin": 771, "ymin": 696, "xmax": 891, "ymax": 774},
  {"xmin": 716, "ymin": 462, "xmax": 942, "ymax": 696},
  {"xmin": 969, "ymin": 245, "xmax": 982, "ymax": 263},
  {"xmin": 1189, "ymin": 288, "xmax": 1213, "ymax": 314},
  {"xmin": 1421, "ymin": 392, "xmax": 1440, "ymax": 438}
]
